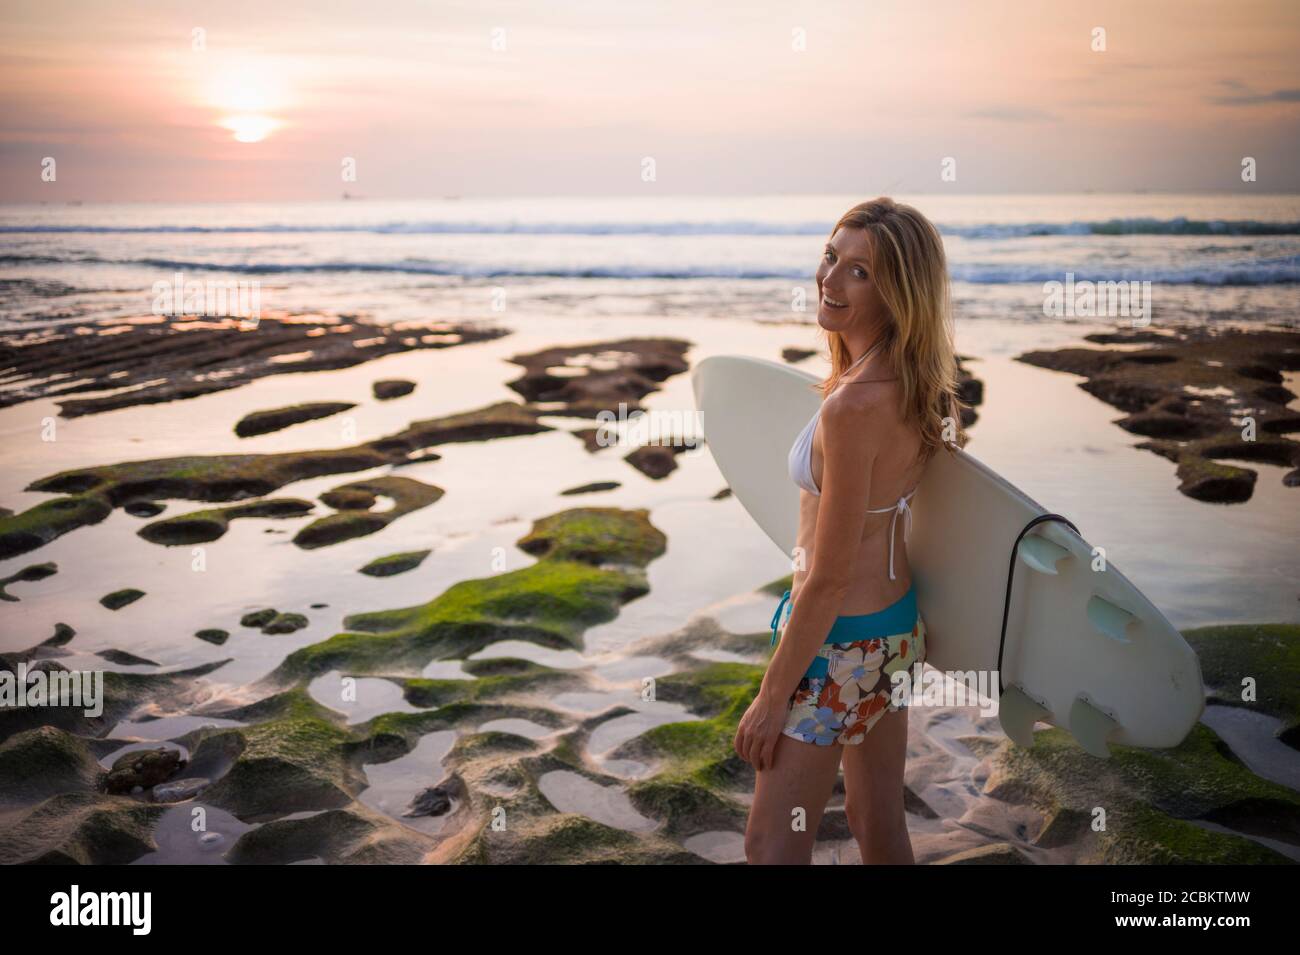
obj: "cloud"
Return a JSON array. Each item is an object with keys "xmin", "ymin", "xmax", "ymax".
[
  {"xmin": 968, "ymin": 107, "xmax": 1059, "ymax": 123},
  {"xmin": 1210, "ymin": 81, "xmax": 1300, "ymax": 105}
]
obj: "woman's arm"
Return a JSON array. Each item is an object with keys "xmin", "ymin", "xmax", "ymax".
[{"xmin": 734, "ymin": 394, "xmax": 880, "ymax": 769}]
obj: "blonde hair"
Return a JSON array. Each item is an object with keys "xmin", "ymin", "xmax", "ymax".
[{"xmin": 817, "ymin": 197, "xmax": 968, "ymax": 459}]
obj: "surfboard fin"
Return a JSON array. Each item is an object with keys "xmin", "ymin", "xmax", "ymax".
[
  {"xmin": 1069, "ymin": 696, "xmax": 1120, "ymax": 758},
  {"xmin": 1017, "ymin": 535, "xmax": 1071, "ymax": 575},
  {"xmin": 998, "ymin": 685, "xmax": 1052, "ymax": 748},
  {"xmin": 1087, "ymin": 595, "xmax": 1136, "ymax": 644}
]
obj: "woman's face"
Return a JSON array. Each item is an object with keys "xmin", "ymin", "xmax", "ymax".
[{"xmin": 815, "ymin": 227, "xmax": 887, "ymax": 333}]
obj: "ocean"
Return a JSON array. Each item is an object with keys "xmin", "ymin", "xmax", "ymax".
[{"xmin": 2, "ymin": 193, "xmax": 1299, "ymax": 329}]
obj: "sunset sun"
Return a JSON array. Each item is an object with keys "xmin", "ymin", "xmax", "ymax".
[{"xmin": 206, "ymin": 68, "xmax": 286, "ymax": 143}]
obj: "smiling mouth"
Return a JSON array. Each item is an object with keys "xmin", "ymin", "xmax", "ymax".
[{"xmin": 823, "ymin": 294, "xmax": 848, "ymax": 308}]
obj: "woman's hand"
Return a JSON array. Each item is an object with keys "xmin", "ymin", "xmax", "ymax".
[{"xmin": 733, "ymin": 688, "xmax": 790, "ymax": 771}]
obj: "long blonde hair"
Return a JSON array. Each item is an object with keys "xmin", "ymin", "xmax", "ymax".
[{"xmin": 817, "ymin": 197, "xmax": 968, "ymax": 459}]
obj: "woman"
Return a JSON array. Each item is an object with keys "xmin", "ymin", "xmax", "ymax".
[{"xmin": 735, "ymin": 198, "xmax": 967, "ymax": 865}]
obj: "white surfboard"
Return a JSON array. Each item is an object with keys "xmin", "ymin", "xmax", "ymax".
[{"xmin": 692, "ymin": 355, "xmax": 1205, "ymax": 756}]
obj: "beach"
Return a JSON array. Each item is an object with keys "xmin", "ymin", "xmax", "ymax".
[{"xmin": 1, "ymin": 194, "xmax": 1297, "ymax": 864}]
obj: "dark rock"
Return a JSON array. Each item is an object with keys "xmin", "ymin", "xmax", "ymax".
[
  {"xmin": 296, "ymin": 476, "xmax": 443, "ymax": 549},
  {"xmin": 240, "ymin": 608, "xmax": 278, "ymax": 628},
  {"xmin": 235, "ymin": 401, "xmax": 356, "ymax": 438},
  {"xmin": 0, "ymin": 561, "xmax": 57, "ymax": 602},
  {"xmin": 373, "ymin": 379, "xmax": 416, "ymax": 401},
  {"xmin": 194, "ymin": 628, "xmax": 229, "ymax": 645},
  {"xmin": 625, "ymin": 444, "xmax": 688, "ymax": 480},
  {"xmin": 123, "ymin": 500, "xmax": 165, "ymax": 517},
  {"xmin": 359, "ymin": 550, "xmax": 432, "ymax": 577},
  {"xmin": 139, "ymin": 498, "xmax": 315, "ymax": 546},
  {"xmin": 1018, "ymin": 328, "xmax": 1300, "ymax": 503},
  {"xmin": 0, "ymin": 495, "xmax": 112, "ymax": 560},
  {"xmin": 560, "ymin": 481, "xmax": 620, "ymax": 496},
  {"xmin": 262, "ymin": 612, "xmax": 309, "ymax": 634},
  {"xmin": 404, "ymin": 785, "xmax": 453, "ymax": 817},
  {"xmin": 0, "ymin": 315, "xmax": 508, "ymax": 418},
  {"xmin": 96, "ymin": 649, "xmax": 159, "ymax": 667},
  {"xmin": 782, "ymin": 347, "xmax": 816, "ymax": 363},
  {"xmin": 104, "ymin": 747, "xmax": 185, "ymax": 795},
  {"xmin": 507, "ymin": 338, "xmax": 691, "ymax": 417},
  {"xmin": 100, "ymin": 588, "xmax": 144, "ymax": 610}
]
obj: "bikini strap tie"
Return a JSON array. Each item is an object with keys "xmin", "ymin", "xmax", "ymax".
[
  {"xmin": 770, "ymin": 589, "xmax": 792, "ymax": 647},
  {"xmin": 886, "ymin": 496, "xmax": 914, "ymax": 582}
]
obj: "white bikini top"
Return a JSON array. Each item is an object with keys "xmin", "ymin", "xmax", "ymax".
[{"xmin": 787, "ymin": 341, "xmax": 918, "ymax": 581}]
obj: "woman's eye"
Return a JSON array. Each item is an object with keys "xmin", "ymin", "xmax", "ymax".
[{"xmin": 853, "ymin": 267, "xmax": 866, "ymax": 278}]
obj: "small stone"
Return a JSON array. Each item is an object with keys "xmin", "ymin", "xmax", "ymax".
[
  {"xmin": 373, "ymin": 379, "xmax": 416, "ymax": 400},
  {"xmin": 152, "ymin": 777, "xmax": 211, "ymax": 802},
  {"xmin": 105, "ymin": 747, "xmax": 186, "ymax": 794},
  {"xmin": 262, "ymin": 612, "xmax": 308, "ymax": 634},
  {"xmin": 100, "ymin": 588, "xmax": 145, "ymax": 610},
  {"xmin": 240, "ymin": 608, "xmax": 278, "ymax": 628},
  {"xmin": 404, "ymin": 785, "xmax": 452, "ymax": 818}
]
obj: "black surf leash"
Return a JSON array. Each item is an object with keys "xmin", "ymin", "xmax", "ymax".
[{"xmin": 996, "ymin": 513, "xmax": 1080, "ymax": 695}]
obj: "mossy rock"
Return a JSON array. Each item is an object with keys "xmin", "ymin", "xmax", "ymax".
[
  {"xmin": 235, "ymin": 401, "xmax": 356, "ymax": 438},
  {"xmin": 0, "ymin": 659, "xmax": 229, "ymax": 743},
  {"xmin": 103, "ymin": 747, "xmax": 185, "ymax": 794},
  {"xmin": 240, "ymin": 608, "xmax": 278, "ymax": 628},
  {"xmin": 0, "ymin": 791, "xmax": 165, "ymax": 864},
  {"xmin": 226, "ymin": 804, "xmax": 434, "ymax": 864},
  {"xmin": 0, "ymin": 726, "xmax": 104, "ymax": 806},
  {"xmin": 192, "ymin": 691, "xmax": 371, "ymax": 822},
  {"xmin": 1183, "ymin": 623, "xmax": 1300, "ymax": 746},
  {"xmin": 100, "ymin": 587, "xmax": 145, "ymax": 610},
  {"xmin": 295, "ymin": 476, "xmax": 442, "ymax": 549},
  {"xmin": 516, "ymin": 507, "xmax": 665, "ymax": 567},
  {"xmin": 138, "ymin": 498, "xmax": 315, "ymax": 545},
  {"xmin": 0, "ymin": 494, "xmax": 112, "ymax": 560},
  {"xmin": 622, "ymin": 662, "xmax": 764, "ymax": 793},
  {"xmin": 452, "ymin": 812, "xmax": 704, "ymax": 865},
  {"xmin": 987, "ymin": 723, "xmax": 1300, "ymax": 864},
  {"xmin": 0, "ymin": 561, "xmax": 57, "ymax": 601},
  {"xmin": 195, "ymin": 628, "xmax": 230, "ymax": 645},
  {"xmin": 263, "ymin": 612, "xmax": 309, "ymax": 635},
  {"xmin": 359, "ymin": 549, "xmax": 432, "ymax": 577},
  {"xmin": 274, "ymin": 508, "xmax": 662, "ymax": 680}
]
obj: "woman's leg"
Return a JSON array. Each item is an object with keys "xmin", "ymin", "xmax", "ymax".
[
  {"xmin": 840, "ymin": 703, "xmax": 915, "ymax": 864},
  {"xmin": 745, "ymin": 733, "xmax": 844, "ymax": 864}
]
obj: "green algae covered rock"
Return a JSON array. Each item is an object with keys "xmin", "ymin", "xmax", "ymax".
[
  {"xmin": 1183, "ymin": 623, "xmax": 1300, "ymax": 747},
  {"xmin": 274, "ymin": 507, "xmax": 665, "ymax": 681},
  {"xmin": 359, "ymin": 549, "xmax": 432, "ymax": 577}
]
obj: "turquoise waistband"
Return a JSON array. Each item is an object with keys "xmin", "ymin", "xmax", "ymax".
[{"xmin": 770, "ymin": 585, "xmax": 917, "ymax": 647}]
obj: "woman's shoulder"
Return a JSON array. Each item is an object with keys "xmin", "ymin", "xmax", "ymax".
[{"xmin": 824, "ymin": 375, "xmax": 900, "ymax": 420}]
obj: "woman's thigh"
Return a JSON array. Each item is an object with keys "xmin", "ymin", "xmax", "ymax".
[
  {"xmin": 840, "ymin": 702, "xmax": 909, "ymax": 823},
  {"xmin": 746, "ymin": 733, "xmax": 844, "ymax": 864}
]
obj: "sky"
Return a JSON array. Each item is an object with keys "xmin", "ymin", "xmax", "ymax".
[{"xmin": 1, "ymin": 0, "xmax": 1298, "ymax": 200}]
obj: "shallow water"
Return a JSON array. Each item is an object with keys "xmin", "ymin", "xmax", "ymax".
[{"xmin": 0, "ymin": 299, "xmax": 1296, "ymax": 861}]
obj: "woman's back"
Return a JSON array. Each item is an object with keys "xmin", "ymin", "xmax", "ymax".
[{"xmin": 791, "ymin": 370, "xmax": 927, "ymax": 615}]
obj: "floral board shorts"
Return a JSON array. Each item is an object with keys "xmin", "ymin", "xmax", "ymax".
[{"xmin": 769, "ymin": 585, "xmax": 927, "ymax": 747}]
